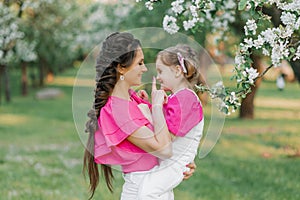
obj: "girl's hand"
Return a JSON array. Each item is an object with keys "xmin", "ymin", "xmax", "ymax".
[
  {"xmin": 151, "ymin": 77, "xmax": 167, "ymax": 106},
  {"xmin": 183, "ymin": 161, "xmax": 196, "ymax": 180},
  {"xmin": 137, "ymin": 90, "xmax": 149, "ymax": 101}
]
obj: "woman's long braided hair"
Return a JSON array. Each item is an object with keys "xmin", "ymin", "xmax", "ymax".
[{"xmin": 83, "ymin": 32, "xmax": 141, "ymax": 199}]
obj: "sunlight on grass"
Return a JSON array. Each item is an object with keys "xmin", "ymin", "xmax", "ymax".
[
  {"xmin": 256, "ymin": 110, "xmax": 300, "ymax": 120},
  {"xmin": 255, "ymin": 97, "xmax": 300, "ymax": 110},
  {"xmin": 48, "ymin": 77, "xmax": 94, "ymax": 87},
  {"xmin": 0, "ymin": 114, "xmax": 29, "ymax": 126}
]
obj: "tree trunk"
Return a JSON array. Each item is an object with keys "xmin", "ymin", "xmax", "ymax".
[
  {"xmin": 239, "ymin": 54, "xmax": 264, "ymax": 119},
  {"xmin": 4, "ymin": 65, "xmax": 11, "ymax": 102},
  {"xmin": 289, "ymin": 59, "xmax": 300, "ymax": 83},
  {"xmin": 21, "ymin": 62, "xmax": 28, "ymax": 96},
  {"xmin": 0, "ymin": 65, "xmax": 4, "ymax": 105},
  {"xmin": 39, "ymin": 58, "xmax": 46, "ymax": 87}
]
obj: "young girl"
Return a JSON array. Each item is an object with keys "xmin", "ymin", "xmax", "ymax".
[{"xmin": 137, "ymin": 44, "xmax": 204, "ymax": 199}]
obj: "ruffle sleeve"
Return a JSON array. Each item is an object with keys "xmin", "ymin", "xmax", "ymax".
[
  {"xmin": 99, "ymin": 97, "xmax": 151, "ymax": 147},
  {"xmin": 164, "ymin": 89, "xmax": 203, "ymax": 137}
]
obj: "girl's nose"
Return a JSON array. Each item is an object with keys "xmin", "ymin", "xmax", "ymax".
[{"xmin": 156, "ymin": 75, "xmax": 160, "ymax": 81}]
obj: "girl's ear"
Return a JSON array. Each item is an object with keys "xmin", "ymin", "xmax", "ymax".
[{"xmin": 175, "ymin": 65, "xmax": 183, "ymax": 77}]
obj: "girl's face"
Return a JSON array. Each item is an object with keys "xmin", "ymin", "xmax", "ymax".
[
  {"xmin": 155, "ymin": 58, "xmax": 177, "ymax": 92},
  {"xmin": 123, "ymin": 48, "xmax": 147, "ymax": 86}
]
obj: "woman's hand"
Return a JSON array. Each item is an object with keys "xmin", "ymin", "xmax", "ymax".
[
  {"xmin": 183, "ymin": 161, "xmax": 196, "ymax": 180},
  {"xmin": 137, "ymin": 90, "xmax": 149, "ymax": 101}
]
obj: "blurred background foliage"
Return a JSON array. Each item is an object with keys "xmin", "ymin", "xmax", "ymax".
[{"xmin": 1, "ymin": 1, "xmax": 300, "ymax": 199}]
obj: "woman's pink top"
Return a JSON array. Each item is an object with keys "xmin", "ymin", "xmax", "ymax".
[
  {"xmin": 164, "ymin": 88, "xmax": 203, "ymax": 137},
  {"xmin": 94, "ymin": 90, "xmax": 158, "ymax": 173}
]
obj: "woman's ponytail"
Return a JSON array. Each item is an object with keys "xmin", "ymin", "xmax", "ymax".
[{"xmin": 82, "ymin": 32, "xmax": 141, "ymax": 199}]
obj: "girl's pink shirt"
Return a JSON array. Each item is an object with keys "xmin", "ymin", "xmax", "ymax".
[
  {"xmin": 94, "ymin": 90, "xmax": 158, "ymax": 173},
  {"xmin": 164, "ymin": 88, "xmax": 203, "ymax": 137}
]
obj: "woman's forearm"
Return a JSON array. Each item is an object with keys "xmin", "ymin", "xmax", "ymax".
[{"xmin": 152, "ymin": 104, "xmax": 172, "ymax": 159}]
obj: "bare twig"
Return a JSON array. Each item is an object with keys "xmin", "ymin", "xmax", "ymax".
[{"xmin": 256, "ymin": 64, "xmax": 274, "ymax": 79}]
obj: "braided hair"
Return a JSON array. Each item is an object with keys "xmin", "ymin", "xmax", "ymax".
[{"xmin": 83, "ymin": 32, "xmax": 141, "ymax": 199}]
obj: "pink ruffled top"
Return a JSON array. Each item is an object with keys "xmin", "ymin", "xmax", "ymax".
[{"xmin": 94, "ymin": 90, "xmax": 158, "ymax": 173}]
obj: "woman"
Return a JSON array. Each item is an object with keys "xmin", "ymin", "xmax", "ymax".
[{"xmin": 83, "ymin": 32, "xmax": 195, "ymax": 199}]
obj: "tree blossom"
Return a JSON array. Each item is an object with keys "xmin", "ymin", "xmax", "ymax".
[
  {"xmin": 183, "ymin": 18, "xmax": 199, "ymax": 31},
  {"xmin": 171, "ymin": 0, "xmax": 185, "ymax": 15},
  {"xmin": 137, "ymin": 0, "xmax": 300, "ymax": 114},
  {"xmin": 244, "ymin": 19, "xmax": 257, "ymax": 35},
  {"xmin": 244, "ymin": 67, "xmax": 259, "ymax": 84},
  {"xmin": 292, "ymin": 46, "xmax": 300, "ymax": 61},
  {"xmin": 163, "ymin": 15, "xmax": 180, "ymax": 34},
  {"xmin": 281, "ymin": 12, "xmax": 297, "ymax": 26}
]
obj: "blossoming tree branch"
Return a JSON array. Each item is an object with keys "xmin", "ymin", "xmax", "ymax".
[{"xmin": 136, "ymin": 0, "xmax": 300, "ymax": 115}]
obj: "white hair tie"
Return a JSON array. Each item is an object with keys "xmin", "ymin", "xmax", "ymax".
[{"xmin": 177, "ymin": 52, "xmax": 187, "ymax": 74}]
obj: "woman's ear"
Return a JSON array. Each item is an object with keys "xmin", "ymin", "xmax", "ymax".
[{"xmin": 117, "ymin": 64, "xmax": 126, "ymax": 74}]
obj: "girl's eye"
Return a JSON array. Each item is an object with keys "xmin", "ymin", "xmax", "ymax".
[{"xmin": 139, "ymin": 62, "xmax": 144, "ymax": 65}]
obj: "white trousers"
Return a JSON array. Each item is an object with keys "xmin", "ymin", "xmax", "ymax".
[
  {"xmin": 121, "ymin": 169, "xmax": 176, "ymax": 200},
  {"xmin": 138, "ymin": 162, "xmax": 184, "ymax": 200},
  {"xmin": 120, "ymin": 163, "xmax": 184, "ymax": 200}
]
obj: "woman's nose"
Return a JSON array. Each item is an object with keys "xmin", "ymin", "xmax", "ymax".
[{"xmin": 142, "ymin": 64, "xmax": 147, "ymax": 72}]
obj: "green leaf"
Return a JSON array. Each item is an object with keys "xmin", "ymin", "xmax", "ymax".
[{"xmin": 238, "ymin": 0, "xmax": 248, "ymax": 10}]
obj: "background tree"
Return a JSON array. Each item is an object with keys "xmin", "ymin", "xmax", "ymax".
[
  {"xmin": 0, "ymin": 0, "xmax": 86, "ymax": 102},
  {"xmin": 0, "ymin": 1, "xmax": 25, "ymax": 103},
  {"xmin": 136, "ymin": 0, "xmax": 300, "ymax": 118}
]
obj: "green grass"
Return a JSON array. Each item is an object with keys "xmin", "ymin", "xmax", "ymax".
[{"xmin": 1, "ymin": 66, "xmax": 300, "ymax": 200}]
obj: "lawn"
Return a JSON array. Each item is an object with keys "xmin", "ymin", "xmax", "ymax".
[{"xmin": 0, "ymin": 66, "xmax": 300, "ymax": 200}]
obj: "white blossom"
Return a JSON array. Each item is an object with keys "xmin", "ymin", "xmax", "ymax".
[
  {"xmin": 281, "ymin": 0, "xmax": 300, "ymax": 12},
  {"xmin": 253, "ymin": 35, "xmax": 265, "ymax": 49},
  {"xmin": 262, "ymin": 48, "xmax": 270, "ymax": 56},
  {"xmin": 295, "ymin": 17, "xmax": 300, "ymax": 29},
  {"xmin": 190, "ymin": 5, "xmax": 198, "ymax": 18},
  {"xmin": 235, "ymin": 54, "xmax": 246, "ymax": 69},
  {"xmin": 163, "ymin": 15, "xmax": 179, "ymax": 34},
  {"xmin": 228, "ymin": 91, "xmax": 238, "ymax": 104},
  {"xmin": 245, "ymin": 67, "xmax": 259, "ymax": 84},
  {"xmin": 271, "ymin": 40, "xmax": 290, "ymax": 66},
  {"xmin": 171, "ymin": 0, "xmax": 185, "ymax": 15},
  {"xmin": 244, "ymin": 38, "xmax": 254, "ymax": 49},
  {"xmin": 261, "ymin": 28, "xmax": 277, "ymax": 46},
  {"xmin": 293, "ymin": 46, "xmax": 300, "ymax": 61},
  {"xmin": 280, "ymin": 12, "xmax": 297, "ymax": 26},
  {"xmin": 280, "ymin": 26, "xmax": 294, "ymax": 38},
  {"xmin": 215, "ymin": 81, "xmax": 224, "ymax": 88},
  {"xmin": 224, "ymin": 0, "xmax": 236, "ymax": 9},
  {"xmin": 183, "ymin": 17, "xmax": 198, "ymax": 31},
  {"xmin": 145, "ymin": 2, "xmax": 154, "ymax": 10},
  {"xmin": 219, "ymin": 101, "xmax": 229, "ymax": 112},
  {"xmin": 244, "ymin": 19, "xmax": 257, "ymax": 35}
]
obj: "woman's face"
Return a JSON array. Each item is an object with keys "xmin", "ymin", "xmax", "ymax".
[
  {"xmin": 155, "ymin": 57, "xmax": 177, "ymax": 92},
  {"xmin": 123, "ymin": 48, "xmax": 147, "ymax": 86}
]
